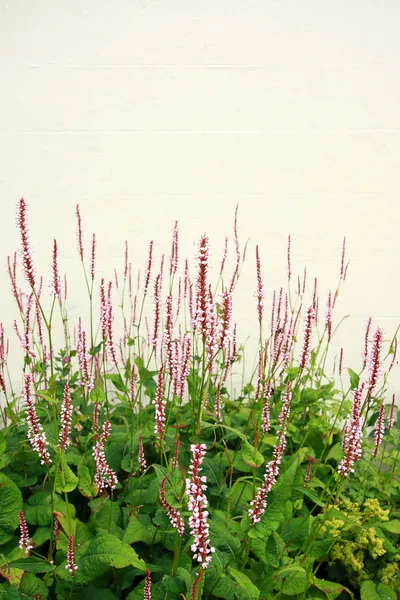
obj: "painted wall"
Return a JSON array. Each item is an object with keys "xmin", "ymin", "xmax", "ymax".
[{"xmin": 0, "ymin": 1, "xmax": 399, "ymax": 400}]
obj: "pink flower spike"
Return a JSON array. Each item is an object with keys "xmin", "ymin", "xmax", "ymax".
[
  {"xmin": 194, "ymin": 235, "xmax": 211, "ymax": 340},
  {"xmin": 139, "ymin": 435, "xmax": 147, "ymax": 471},
  {"xmin": 215, "ymin": 383, "xmax": 222, "ymax": 423},
  {"xmin": 152, "ymin": 274, "xmax": 162, "ymax": 352},
  {"xmin": 287, "ymin": 235, "xmax": 292, "ymax": 281},
  {"xmin": 300, "ymin": 307, "xmax": 314, "ymax": 370},
  {"xmin": 373, "ymin": 403, "xmax": 385, "ymax": 458},
  {"xmin": 170, "ymin": 221, "xmax": 179, "ymax": 276},
  {"xmin": 255, "ymin": 245, "xmax": 265, "ymax": 322},
  {"xmin": 16, "ymin": 198, "xmax": 36, "ymax": 289},
  {"xmin": 59, "ymin": 383, "xmax": 73, "ymax": 451},
  {"xmin": 154, "ymin": 365, "xmax": 166, "ymax": 443},
  {"xmin": 93, "ymin": 420, "xmax": 118, "ymax": 493},
  {"xmin": 66, "ymin": 535, "xmax": 78, "ymax": 576},
  {"xmin": 362, "ymin": 318, "xmax": 372, "ymax": 369},
  {"xmin": 338, "ymin": 382, "xmax": 365, "ymax": 477},
  {"xmin": 24, "ymin": 373, "xmax": 51, "ymax": 465},
  {"xmin": 219, "ymin": 290, "xmax": 233, "ymax": 349},
  {"xmin": 340, "ymin": 236, "xmax": 346, "ymax": 277},
  {"xmin": 75, "ymin": 205, "xmax": 84, "ymax": 262},
  {"xmin": 144, "ymin": 241, "xmax": 154, "ymax": 297},
  {"xmin": 261, "ymin": 380, "xmax": 272, "ymax": 434},
  {"xmin": 220, "ymin": 236, "xmax": 228, "ymax": 276},
  {"xmin": 368, "ymin": 327, "xmax": 383, "ymax": 395},
  {"xmin": 186, "ymin": 444, "xmax": 215, "ymax": 569},
  {"xmin": 160, "ymin": 475, "xmax": 185, "ymax": 536},
  {"xmin": 91, "ymin": 233, "xmax": 96, "ymax": 281},
  {"xmin": 50, "ymin": 239, "xmax": 61, "ymax": 297},
  {"xmin": 339, "ymin": 348, "xmax": 344, "ymax": 376},
  {"xmin": 18, "ymin": 511, "xmax": 32, "ymax": 555},
  {"xmin": 144, "ymin": 570, "xmax": 152, "ymax": 600},
  {"xmin": 325, "ymin": 290, "xmax": 332, "ymax": 342}
]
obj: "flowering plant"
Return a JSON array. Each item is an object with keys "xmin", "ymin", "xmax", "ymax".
[{"xmin": 0, "ymin": 200, "xmax": 398, "ymax": 599}]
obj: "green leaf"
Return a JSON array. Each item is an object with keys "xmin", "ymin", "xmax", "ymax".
[
  {"xmin": 210, "ymin": 520, "xmax": 240, "ymax": 556},
  {"xmin": 122, "ymin": 514, "xmax": 159, "ymax": 545},
  {"xmin": 296, "ymin": 487, "xmax": 326, "ymax": 508},
  {"xmin": 0, "ymin": 432, "xmax": 6, "ymax": 456},
  {"xmin": 376, "ymin": 584, "xmax": 397, "ymax": 600},
  {"xmin": 72, "ymin": 586, "xmax": 118, "ymax": 600},
  {"xmin": 8, "ymin": 557, "xmax": 55, "ymax": 574},
  {"xmin": 24, "ymin": 492, "xmax": 75, "ymax": 527},
  {"xmin": 75, "ymin": 534, "xmax": 146, "ymax": 585},
  {"xmin": 241, "ymin": 443, "xmax": 264, "ymax": 468},
  {"xmin": 276, "ymin": 565, "xmax": 308, "ymax": 595},
  {"xmin": 380, "ymin": 519, "xmax": 400, "ymax": 534},
  {"xmin": 326, "ymin": 443, "xmax": 343, "ymax": 463},
  {"xmin": 0, "ymin": 473, "xmax": 23, "ymax": 545},
  {"xmin": 348, "ymin": 368, "xmax": 360, "ymax": 390},
  {"xmin": 54, "ymin": 454, "xmax": 78, "ymax": 493},
  {"xmin": 228, "ymin": 568, "xmax": 260, "ymax": 599},
  {"xmin": 264, "ymin": 532, "xmax": 285, "ymax": 568},
  {"xmin": 78, "ymin": 464, "xmax": 95, "ymax": 499},
  {"xmin": 104, "ymin": 374, "xmax": 128, "ymax": 393},
  {"xmin": 312, "ymin": 578, "xmax": 352, "ymax": 600},
  {"xmin": 201, "ymin": 422, "xmax": 247, "ymax": 442},
  {"xmin": 19, "ymin": 573, "xmax": 49, "ymax": 599},
  {"xmin": 360, "ymin": 581, "xmax": 380, "ymax": 600}
]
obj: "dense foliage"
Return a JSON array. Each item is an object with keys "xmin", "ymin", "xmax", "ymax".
[{"xmin": 0, "ymin": 199, "xmax": 398, "ymax": 599}]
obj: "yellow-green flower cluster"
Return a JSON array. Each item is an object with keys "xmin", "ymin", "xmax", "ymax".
[
  {"xmin": 379, "ymin": 562, "xmax": 399, "ymax": 586},
  {"xmin": 330, "ymin": 542, "xmax": 364, "ymax": 574},
  {"xmin": 356, "ymin": 527, "xmax": 386, "ymax": 559},
  {"xmin": 363, "ymin": 498, "xmax": 390, "ymax": 522}
]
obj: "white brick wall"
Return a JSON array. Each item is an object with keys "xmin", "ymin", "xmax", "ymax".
[{"xmin": 0, "ymin": 0, "xmax": 399, "ymax": 399}]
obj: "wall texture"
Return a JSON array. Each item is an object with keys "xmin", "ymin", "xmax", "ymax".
[{"xmin": 0, "ymin": 1, "xmax": 400, "ymax": 398}]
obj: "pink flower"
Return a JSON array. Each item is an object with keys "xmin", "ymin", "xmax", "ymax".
[
  {"xmin": 300, "ymin": 307, "xmax": 314, "ymax": 370},
  {"xmin": 170, "ymin": 221, "xmax": 179, "ymax": 276},
  {"xmin": 368, "ymin": 328, "xmax": 383, "ymax": 395},
  {"xmin": 18, "ymin": 511, "xmax": 32, "ymax": 555},
  {"xmin": 139, "ymin": 435, "xmax": 147, "ymax": 471},
  {"xmin": 373, "ymin": 403, "xmax": 385, "ymax": 458},
  {"xmin": 93, "ymin": 420, "xmax": 118, "ymax": 493},
  {"xmin": 249, "ymin": 383, "xmax": 292, "ymax": 524},
  {"xmin": 16, "ymin": 198, "xmax": 36, "ymax": 289},
  {"xmin": 144, "ymin": 570, "xmax": 151, "ymax": 600},
  {"xmin": 91, "ymin": 233, "xmax": 96, "ymax": 281},
  {"xmin": 59, "ymin": 382, "xmax": 73, "ymax": 451},
  {"xmin": 76, "ymin": 205, "xmax": 84, "ymax": 262},
  {"xmin": 287, "ymin": 235, "xmax": 292, "ymax": 281},
  {"xmin": 152, "ymin": 274, "xmax": 162, "ymax": 351},
  {"xmin": 144, "ymin": 241, "xmax": 154, "ymax": 297},
  {"xmin": 194, "ymin": 235, "xmax": 211, "ymax": 340},
  {"xmin": 215, "ymin": 383, "xmax": 222, "ymax": 424},
  {"xmin": 23, "ymin": 373, "xmax": 51, "ymax": 465},
  {"xmin": 50, "ymin": 239, "xmax": 61, "ymax": 297},
  {"xmin": 255, "ymin": 246, "xmax": 265, "ymax": 322},
  {"xmin": 338, "ymin": 383, "xmax": 365, "ymax": 477},
  {"xmin": 219, "ymin": 291, "xmax": 233, "ymax": 349},
  {"xmin": 261, "ymin": 380, "xmax": 272, "ymax": 434},
  {"xmin": 154, "ymin": 365, "xmax": 166, "ymax": 443},
  {"xmin": 185, "ymin": 444, "xmax": 215, "ymax": 569},
  {"xmin": 66, "ymin": 535, "xmax": 78, "ymax": 576},
  {"xmin": 160, "ymin": 475, "xmax": 185, "ymax": 536},
  {"xmin": 164, "ymin": 295, "xmax": 174, "ymax": 376},
  {"xmin": 77, "ymin": 320, "xmax": 94, "ymax": 392},
  {"xmin": 363, "ymin": 318, "xmax": 372, "ymax": 369},
  {"xmin": 129, "ymin": 365, "xmax": 136, "ymax": 408},
  {"xmin": 325, "ymin": 290, "xmax": 332, "ymax": 342}
]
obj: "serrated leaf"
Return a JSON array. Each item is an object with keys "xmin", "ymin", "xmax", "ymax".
[
  {"xmin": 210, "ymin": 520, "xmax": 240, "ymax": 556},
  {"xmin": 241, "ymin": 443, "xmax": 264, "ymax": 468},
  {"xmin": 0, "ymin": 473, "xmax": 23, "ymax": 545},
  {"xmin": 75, "ymin": 534, "xmax": 145, "ymax": 585}
]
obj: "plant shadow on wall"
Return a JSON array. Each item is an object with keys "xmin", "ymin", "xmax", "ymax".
[{"xmin": 0, "ymin": 198, "xmax": 398, "ymax": 600}]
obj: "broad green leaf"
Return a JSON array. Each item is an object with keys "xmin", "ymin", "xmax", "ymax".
[
  {"xmin": 308, "ymin": 536, "xmax": 334, "ymax": 559},
  {"xmin": 0, "ymin": 432, "xmax": 6, "ymax": 456},
  {"xmin": 0, "ymin": 473, "xmax": 23, "ymax": 545},
  {"xmin": 264, "ymin": 532, "xmax": 285, "ymax": 567},
  {"xmin": 360, "ymin": 581, "xmax": 380, "ymax": 600},
  {"xmin": 380, "ymin": 520, "xmax": 400, "ymax": 534},
  {"xmin": 54, "ymin": 454, "xmax": 78, "ymax": 493},
  {"xmin": 201, "ymin": 422, "xmax": 247, "ymax": 442},
  {"xmin": 376, "ymin": 584, "xmax": 397, "ymax": 600},
  {"xmin": 348, "ymin": 368, "xmax": 360, "ymax": 390},
  {"xmin": 312, "ymin": 578, "xmax": 352, "ymax": 600},
  {"xmin": 78, "ymin": 464, "xmax": 95, "ymax": 499},
  {"xmin": 326, "ymin": 443, "xmax": 343, "ymax": 463},
  {"xmin": 72, "ymin": 586, "xmax": 118, "ymax": 600},
  {"xmin": 210, "ymin": 520, "xmax": 240, "ymax": 556},
  {"xmin": 8, "ymin": 557, "xmax": 55, "ymax": 574},
  {"xmin": 104, "ymin": 374, "xmax": 128, "ymax": 393},
  {"xmin": 127, "ymin": 580, "xmax": 165, "ymax": 600},
  {"xmin": 276, "ymin": 565, "xmax": 308, "ymax": 595},
  {"xmin": 228, "ymin": 568, "xmax": 260, "ymax": 599},
  {"xmin": 24, "ymin": 492, "xmax": 75, "ymax": 527},
  {"xmin": 296, "ymin": 487, "xmax": 326, "ymax": 507},
  {"xmin": 75, "ymin": 534, "xmax": 145, "ymax": 585},
  {"xmin": 123, "ymin": 514, "xmax": 160, "ymax": 545},
  {"xmin": 241, "ymin": 443, "xmax": 264, "ymax": 468},
  {"xmin": 202, "ymin": 457, "xmax": 222, "ymax": 489}
]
